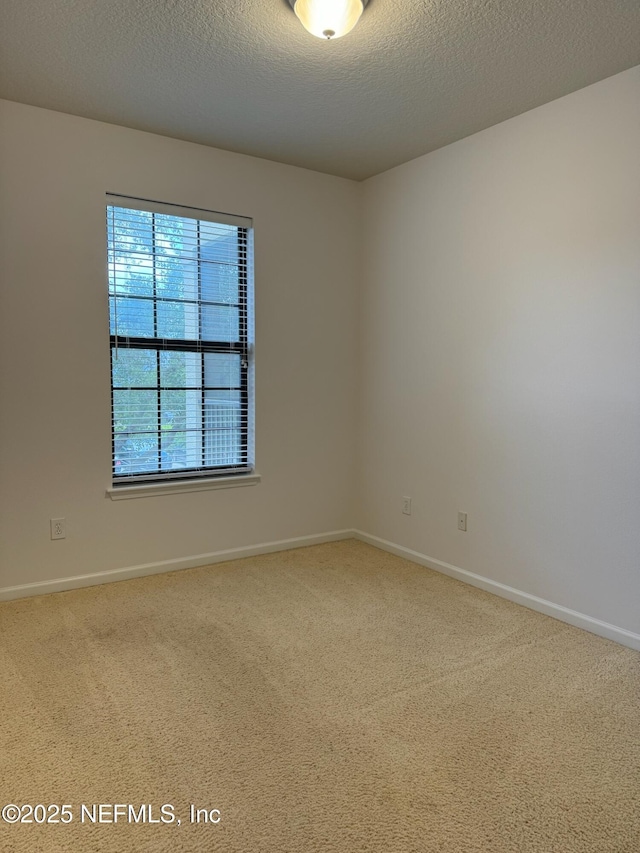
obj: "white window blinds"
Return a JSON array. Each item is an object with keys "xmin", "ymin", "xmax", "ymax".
[{"xmin": 107, "ymin": 194, "xmax": 253, "ymax": 485}]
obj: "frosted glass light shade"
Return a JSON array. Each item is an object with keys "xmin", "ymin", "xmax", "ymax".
[{"xmin": 292, "ymin": 0, "xmax": 365, "ymax": 40}]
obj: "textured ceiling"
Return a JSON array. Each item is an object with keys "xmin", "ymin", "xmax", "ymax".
[{"xmin": 1, "ymin": 0, "xmax": 639, "ymax": 180}]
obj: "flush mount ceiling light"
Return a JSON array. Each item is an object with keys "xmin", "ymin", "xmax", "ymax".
[{"xmin": 288, "ymin": 0, "xmax": 369, "ymax": 40}]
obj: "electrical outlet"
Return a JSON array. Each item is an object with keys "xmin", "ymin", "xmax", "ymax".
[
  {"xmin": 457, "ymin": 512, "xmax": 467, "ymax": 532},
  {"xmin": 402, "ymin": 496, "xmax": 412, "ymax": 515},
  {"xmin": 50, "ymin": 518, "xmax": 66, "ymax": 540}
]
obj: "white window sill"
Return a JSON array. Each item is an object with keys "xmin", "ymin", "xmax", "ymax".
[{"xmin": 106, "ymin": 472, "xmax": 261, "ymax": 501}]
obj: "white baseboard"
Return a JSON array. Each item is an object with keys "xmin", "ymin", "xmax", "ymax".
[
  {"xmin": 353, "ymin": 530, "xmax": 640, "ymax": 652},
  {"xmin": 3, "ymin": 527, "xmax": 639, "ymax": 653},
  {"xmin": 0, "ymin": 529, "xmax": 353, "ymax": 602}
]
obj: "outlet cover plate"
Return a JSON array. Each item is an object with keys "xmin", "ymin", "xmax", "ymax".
[{"xmin": 50, "ymin": 518, "xmax": 66, "ymax": 540}]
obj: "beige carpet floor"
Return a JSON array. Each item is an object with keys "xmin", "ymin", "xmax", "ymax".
[{"xmin": 1, "ymin": 539, "xmax": 639, "ymax": 852}]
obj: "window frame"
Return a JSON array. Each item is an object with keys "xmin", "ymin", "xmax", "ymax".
[{"xmin": 106, "ymin": 194, "xmax": 255, "ymax": 491}]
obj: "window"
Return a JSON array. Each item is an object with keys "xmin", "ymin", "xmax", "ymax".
[{"xmin": 107, "ymin": 195, "xmax": 254, "ymax": 487}]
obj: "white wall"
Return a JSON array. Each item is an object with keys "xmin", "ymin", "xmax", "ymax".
[
  {"xmin": 2, "ymin": 68, "xmax": 639, "ymax": 640},
  {"xmin": 0, "ymin": 101, "xmax": 360, "ymax": 589},
  {"xmin": 358, "ymin": 67, "xmax": 640, "ymax": 635}
]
